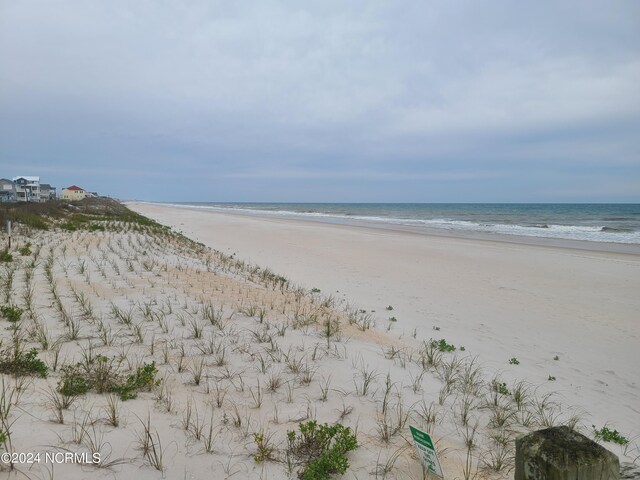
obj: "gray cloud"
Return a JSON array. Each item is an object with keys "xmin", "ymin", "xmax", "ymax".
[{"xmin": 1, "ymin": 0, "xmax": 639, "ymax": 201}]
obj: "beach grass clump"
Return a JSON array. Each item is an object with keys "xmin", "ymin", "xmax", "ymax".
[
  {"xmin": 59, "ymin": 356, "xmax": 159, "ymax": 400},
  {"xmin": 491, "ymin": 380, "xmax": 510, "ymax": 397},
  {"xmin": 60, "ymin": 213, "xmax": 91, "ymax": 231},
  {"xmin": 18, "ymin": 243, "xmax": 32, "ymax": 256},
  {"xmin": 13, "ymin": 212, "xmax": 49, "ymax": 230},
  {"xmin": 344, "ymin": 307, "xmax": 374, "ymax": 331},
  {"xmin": 0, "ymin": 346, "xmax": 48, "ymax": 377},
  {"xmin": 417, "ymin": 340, "xmax": 443, "ymax": 370},
  {"xmin": 136, "ymin": 414, "xmax": 165, "ymax": 471},
  {"xmin": 508, "ymin": 357, "xmax": 520, "ymax": 365},
  {"xmin": 253, "ymin": 431, "xmax": 276, "ymax": 462},
  {"xmin": 593, "ymin": 425, "xmax": 629, "ymax": 445},
  {"xmin": 286, "ymin": 421, "xmax": 358, "ymax": 480}
]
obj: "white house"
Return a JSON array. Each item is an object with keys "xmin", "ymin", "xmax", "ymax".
[{"xmin": 13, "ymin": 176, "xmax": 41, "ymax": 202}]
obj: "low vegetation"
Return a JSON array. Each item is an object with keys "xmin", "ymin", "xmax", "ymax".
[
  {"xmin": 286, "ymin": 421, "xmax": 358, "ymax": 480},
  {"xmin": 0, "ymin": 197, "xmax": 168, "ymax": 234},
  {"xmin": 18, "ymin": 243, "xmax": 32, "ymax": 256},
  {"xmin": 59, "ymin": 357, "xmax": 159, "ymax": 401},
  {"xmin": 0, "ymin": 346, "xmax": 48, "ymax": 377},
  {"xmin": 593, "ymin": 425, "xmax": 629, "ymax": 446},
  {"xmin": 0, "ymin": 305, "xmax": 23, "ymax": 322},
  {"xmin": 0, "ymin": 249, "xmax": 12, "ymax": 263},
  {"xmin": 431, "ymin": 338, "xmax": 456, "ymax": 352}
]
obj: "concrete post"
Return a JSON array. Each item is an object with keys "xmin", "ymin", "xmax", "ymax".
[{"xmin": 515, "ymin": 426, "xmax": 619, "ymax": 480}]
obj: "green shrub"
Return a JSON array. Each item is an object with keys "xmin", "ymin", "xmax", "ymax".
[
  {"xmin": 58, "ymin": 358, "xmax": 159, "ymax": 401},
  {"xmin": 58, "ymin": 364, "xmax": 92, "ymax": 396},
  {"xmin": 493, "ymin": 381, "xmax": 510, "ymax": 396},
  {"xmin": 431, "ymin": 338, "xmax": 456, "ymax": 352},
  {"xmin": 0, "ymin": 249, "xmax": 12, "ymax": 263},
  {"xmin": 19, "ymin": 243, "xmax": 32, "ymax": 256},
  {"xmin": 508, "ymin": 357, "xmax": 520, "ymax": 365},
  {"xmin": 0, "ymin": 305, "xmax": 23, "ymax": 322},
  {"xmin": 113, "ymin": 362, "xmax": 160, "ymax": 400},
  {"xmin": 287, "ymin": 421, "xmax": 358, "ymax": 480},
  {"xmin": 0, "ymin": 347, "xmax": 48, "ymax": 377},
  {"xmin": 593, "ymin": 425, "xmax": 629, "ymax": 445}
]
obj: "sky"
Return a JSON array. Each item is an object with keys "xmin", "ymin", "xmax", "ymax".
[{"xmin": 1, "ymin": 1, "xmax": 639, "ymax": 202}]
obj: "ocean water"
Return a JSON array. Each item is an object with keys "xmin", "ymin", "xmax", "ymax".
[{"xmin": 169, "ymin": 203, "xmax": 640, "ymax": 244}]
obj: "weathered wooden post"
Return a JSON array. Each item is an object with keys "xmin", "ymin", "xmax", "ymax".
[
  {"xmin": 515, "ymin": 426, "xmax": 619, "ymax": 480},
  {"xmin": 5, "ymin": 220, "xmax": 10, "ymax": 248}
]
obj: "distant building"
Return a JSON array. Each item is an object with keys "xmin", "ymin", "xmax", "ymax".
[
  {"xmin": 13, "ymin": 176, "xmax": 41, "ymax": 202},
  {"xmin": 61, "ymin": 185, "xmax": 86, "ymax": 201},
  {"xmin": 0, "ymin": 178, "xmax": 16, "ymax": 202},
  {"xmin": 40, "ymin": 184, "xmax": 57, "ymax": 201}
]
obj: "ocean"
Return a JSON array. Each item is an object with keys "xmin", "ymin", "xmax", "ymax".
[{"xmin": 166, "ymin": 203, "xmax": 640, "ymax": 244}]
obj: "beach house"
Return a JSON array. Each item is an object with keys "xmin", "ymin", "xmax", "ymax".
[
  {"xmin": 13, "ymin": 176, "xmax": 41, "ymax": 202},
  {"xmin": 0, "ymin": 178, "xmax": 16, "ymax": 202},
  {"xmin": 40, "ymin": 184, "xmax": 57, "ymax": 201},
  {"xmin": 61, "ymin": 185, "xmax": 87, "ymax": 201}
]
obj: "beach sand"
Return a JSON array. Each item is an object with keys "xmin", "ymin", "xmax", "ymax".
[
  {"xmin": 129, "ymin": 202, "xmax": 640, "ymax": 459},
  {"xmin": 0, "ymin": 202, "xmax": 637, "ymax": 480}
]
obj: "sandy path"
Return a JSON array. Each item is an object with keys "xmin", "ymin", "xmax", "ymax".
[{"xmin": 128, "ymin": 202, "xmax": 640, "ymax": 442}]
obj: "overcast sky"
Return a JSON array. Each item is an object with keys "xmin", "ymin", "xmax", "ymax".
[{"xmin": 1, "ymin": 1, "xmax": 639, "ymax": 202}]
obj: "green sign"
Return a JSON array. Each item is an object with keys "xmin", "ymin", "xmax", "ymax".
[{"xmin": 410, "ymin": 426, "xmax": 444, "ymax": 478}]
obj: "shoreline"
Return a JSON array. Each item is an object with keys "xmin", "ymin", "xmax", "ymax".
[{"xmin": 130, "ymin": 201, "xmax": 640, "ymax": 256}]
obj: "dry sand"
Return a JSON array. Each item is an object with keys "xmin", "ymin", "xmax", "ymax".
[{"xmin": 0, "ymin": 203, "xmax": 638, "ymax": 480}]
